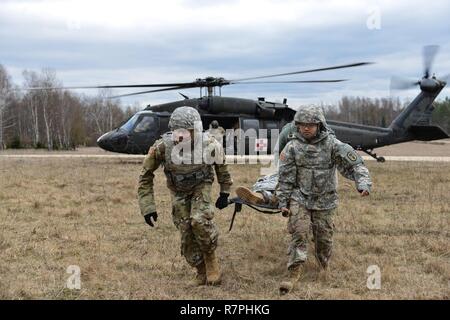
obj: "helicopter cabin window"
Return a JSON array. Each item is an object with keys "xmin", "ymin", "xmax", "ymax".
[
  {"xmin": 121, "ymin": 114, "xmax": 139, "ymax": 132},
  {"xmin": 134, "ymin": 116, "xmax": 156, "ymax": 133},
  {"xmin": 241, "ymin": 119, "xmax": 260, "ymax": 131},
  {"xmin": 159, "ymin": 117, "xmax": 170, "ymax": 134}
]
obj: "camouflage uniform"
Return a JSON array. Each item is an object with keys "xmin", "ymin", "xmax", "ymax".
[
  {"xmin": 277, "ymin": 114, "xmax": 335, "ymax": 155},
  {"xmin": 137, "ymin": 107, "xmax": 232, "ymax": 269},
  {"xmin": 276, "ymin": 106, "xmax": 371, "ymax": 269},
  {"xmin": 207, "ymin": 127, "xmax": 226, "ymax": 143},
  {"xmin": 242, "ymin": 114, "xmax": 336, "ymax": 199}
]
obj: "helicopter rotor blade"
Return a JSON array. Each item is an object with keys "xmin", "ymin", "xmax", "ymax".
[
  {"xmin": 423, "ymin": 45, "xmax": 440, "ymax": 78},
  {"xmin": 108, "ymin": 85, "xmax": 199, "ymax": 99},
  {"xmin": 230, "ymin": 79, "xmax": 348, "ymax": 84},
  {"xmin": 20, "ymin": 82, "xmax": 197, "ymax": 91},
  {"xmin": 390, "ymin": 76, "xmax": 420, "ymax": 91},
  {"xmin": 17, "ymin": 63, "xmax": 369, "ymax": 95},
  {"xmin": 230, "ymin": 62, "xmax": 373, "ymax": 82}
]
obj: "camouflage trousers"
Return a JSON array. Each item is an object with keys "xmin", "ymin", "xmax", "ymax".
[
  {"xmin": 287, "ymin": 201, "xmax": 335, "ymax": 269},
  {"xmin": 170, "ymin": 183, "xmax": 218, "ymax": 267}
]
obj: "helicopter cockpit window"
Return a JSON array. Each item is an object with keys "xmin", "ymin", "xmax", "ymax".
[
  {"xmin": 134, "ymin": 116, "xmax": 156, "ymax": 133},
  {"xmin": 121, "ymin": 114, "xmax": 139, "ymax": 132}
]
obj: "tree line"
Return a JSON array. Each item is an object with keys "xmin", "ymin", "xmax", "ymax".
[
  {"xmin": 0, "ymin": 65, "xmax": 139, "ymax": 150},
  {"xmin": 323, "ymin": 96, "xmax": 405, "ymax": 127},
  {"xmin": 323, "ymin": 96, "xmax": 450, "ymax": 131},
  {"xmin": 0, "ymin": 64, "xmax": 449, "ymax": 150}
]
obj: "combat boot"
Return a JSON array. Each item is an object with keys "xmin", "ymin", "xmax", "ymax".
[
  {"xmin": 236, "ymin": 187, "xmax": 266, "ymax": 205},
  {"xmin": 189, "ymin": 262, "xmax": 207, "ymax": 286},
  {"xmin": 203, "ymin": 251, "xmax": 222, "ymax": 285},
  {"xmin": 279, "ymin": 266, "xmax": 302, "ymax": 295}
]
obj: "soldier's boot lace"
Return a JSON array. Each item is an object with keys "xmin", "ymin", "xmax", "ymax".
[
  {"xmin": 189, "ymin": 262, "xmax": 207, "ymax": 286},
  {"xmin": 204, "ymin": 251, "xmax": 222, "ymax": 286},
  {"xmin": 279, "ymin": 266, "xmax": 302, "ymax": 295},
  {"xmin": 235, "ymin": 187, "xmax": 266, "ymax": 205}
]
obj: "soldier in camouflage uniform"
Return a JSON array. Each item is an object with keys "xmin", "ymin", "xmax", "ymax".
[
  {"xmin": 277, "ymin": 109, "xmax": 335, "ymax": 156},
  {"xmin": 276, "ymin": 106, "xmax": 372, "ymax": 295},
  {"xmin": 137, "ymin": 106, "xmax": 233, "ymax": 286},
  {"xmin": 207, "ymin": 120, "xmax": 226, "ymax": 143},
  {"xmin": 235, "ymin": 107, "xmax": 336, "ymax": 205}
]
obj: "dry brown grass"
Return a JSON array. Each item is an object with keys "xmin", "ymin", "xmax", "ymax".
[
  {"xmin": 0, "ymin": 157, "xmax": 448, "ymax": 299},
  {"xmin": 0, "ymin": 140, "xmax": 449, "ymax": 156}
]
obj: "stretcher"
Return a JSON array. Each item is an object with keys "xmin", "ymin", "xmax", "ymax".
[{"xmin": 227, "ymin": 197, "xmax": 281, "ymax": 232}]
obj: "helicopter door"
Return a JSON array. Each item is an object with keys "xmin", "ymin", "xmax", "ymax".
[
  {"xmin": 129, "ymin": 115, "xmax": 159, "ymax": 154},
  {"xmin": 239, "ymin": 118, "xmax": 262, "ymax": 155},
  {"xmin": 159, "ymin": 116, "xmax": 170, "ymax": 135},
  {"xmin": 265, "ymin": 121, "xmax": 279, "ymax": 155}
]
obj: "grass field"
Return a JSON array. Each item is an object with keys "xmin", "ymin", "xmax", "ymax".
[{"xmin": 0, "ymin": 157, "xmax": 448, "ymax": 299}]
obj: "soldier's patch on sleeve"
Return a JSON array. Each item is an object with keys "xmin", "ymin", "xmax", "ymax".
[
  {"xmin": 347, "ymin": 151, "xmax": 358, "ymax": 162},
  {"xmin": 280, "ymin": 152, "xmax": 286, "ymax": 162},
  {"xmin": 148, "ymin": 146, "xmax": 156, "ymax": 157},
  {"xmin": 335, "ymin": 142, "xmax": 363, "ymax": 166}
]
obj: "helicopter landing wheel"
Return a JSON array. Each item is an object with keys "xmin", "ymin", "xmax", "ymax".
[{"xmin": 363, "ymin": 149, "xmax": 386, "ymax": 163}]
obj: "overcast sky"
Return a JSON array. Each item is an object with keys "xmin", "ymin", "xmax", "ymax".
[{"xmin": 1, "ymin": 0, "xmax": 449, "ymax": 108}]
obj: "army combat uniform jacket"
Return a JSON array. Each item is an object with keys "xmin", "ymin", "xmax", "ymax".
[
  {"xmin": 276, "ymin": 130, "xmax": 372, "ymax": 211},
  {"xmin": 138, "ymin": 132, "xmax": 233, "ymax": 216},
  {"xmin": 207, "ymin": 127, "xmax": 226, "ymax": 143}
]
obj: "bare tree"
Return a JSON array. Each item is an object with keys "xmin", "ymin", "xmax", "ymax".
[
  {"xmin": 0, "ymin": 65, "xmax": 13, "ymax": 149},
  {"xmin": 22, "ymin": 71, "xmax": 41, "ymax": 147},
  {"xmin": 325, "ymin": 96, "xmax": 404, "ymax": 127},
  {"xmin": 0, "ymin": 66, "xmax": 136, "ymax": 149}
]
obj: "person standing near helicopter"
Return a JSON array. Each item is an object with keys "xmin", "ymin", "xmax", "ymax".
[
  {"xmin": 276, "ymin": 106, "xmax": 372, "ymax": 294},
  {"xmin": 235, "ymin": 106, "xmax": 371, "ymax": 294},
  {"xmin": 207, "ymin": 120, "xmax": 226, "ymax": 143},
  {"xmin": 137, "ymin": 106, "xmax": 233, "ymax": 286}
]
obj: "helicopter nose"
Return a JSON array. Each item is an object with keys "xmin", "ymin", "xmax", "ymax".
[
  {"xmin": 97, "ymin": 130, "xmax": 128, "ymax": 152},
  {"xmin": 97, "ymin": 132, "xmax": 112, "ymax": 151}
]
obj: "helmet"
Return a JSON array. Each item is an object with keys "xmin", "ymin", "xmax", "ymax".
[
  {"xmin": 294, "ymin": 106, "xmax": 325, "ymax": 125},
  {"xmin": 210, "ymin": 120, "xmax": 219, "ymax": 129},
  {"xmin": 168, "ymin": 106, "xmax": 203, "ymax": 131}
]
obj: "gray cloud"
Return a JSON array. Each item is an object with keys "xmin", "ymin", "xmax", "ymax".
[{"xmin": 1, "ymin": 0, "xmax": 449, "ymax": 107}]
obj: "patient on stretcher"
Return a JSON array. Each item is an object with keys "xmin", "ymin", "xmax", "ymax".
[{"xmin": 235, "ymin": 173, "xmax": 280, "ymax": 208}]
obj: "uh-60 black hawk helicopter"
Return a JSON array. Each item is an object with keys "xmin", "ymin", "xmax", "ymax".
[{"xmin": 44, "ymin": 46, "xmax": 449, "ymax": 161}]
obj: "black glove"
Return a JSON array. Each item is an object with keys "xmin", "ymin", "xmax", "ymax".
[
  {"xmin": 215, "ymin": 193, "xmax": 229, "ymax": 209},
  {"xmin": 144, "ymin": 212, "xmax": 158, "ymax": 227}
]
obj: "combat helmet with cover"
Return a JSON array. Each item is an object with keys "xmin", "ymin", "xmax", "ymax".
[
  {"xmin": 168, "ymin": 106, "xmax": 203, "ymax": 131},
  {"xmin": 294, "ymin": 105, "xmax": 329, "ymax": 132},
  {"xmin": 210, "ymin": 120, "xmax": 219, "ymax": 129}
]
